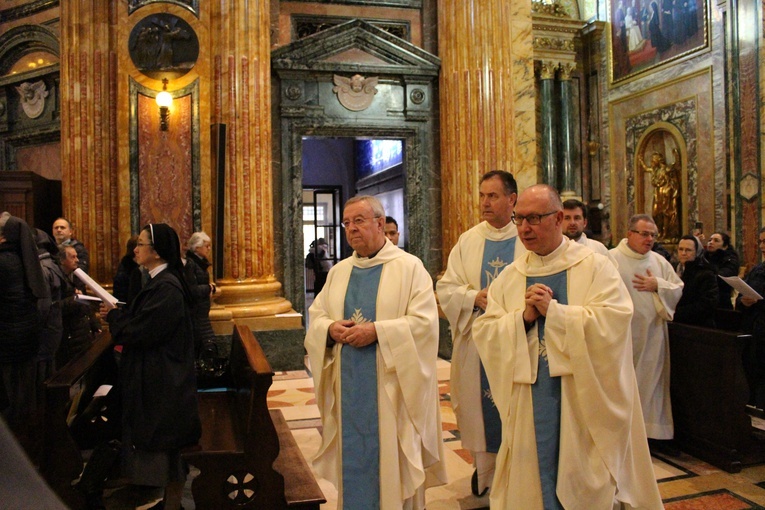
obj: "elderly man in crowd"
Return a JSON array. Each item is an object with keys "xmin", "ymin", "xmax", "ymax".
[
  {"xmin": 610, "ymin": 214, "xmax": 683, "ymax": 455},
  {"xmin": 305, "ymin": 195, "xmax": 446, "ymax": 509},
  {"xmin": 436, "ymin": 170, "xmax": 525, "ymax": 496},
  {"xmin": 52, "ymin": 217, "xmax": 89, "ymax": 273},
  {"xmin": 473, "ymin": 185, "xmax": 661, "ymax": 509}
]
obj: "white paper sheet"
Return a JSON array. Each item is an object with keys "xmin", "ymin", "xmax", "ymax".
[
  {"xmin": 719, "ymin": 275, "xmax": 764, "ymax": 301},
  {"xmin": 74, "ymin": 268, "xmax": 119, "ymax": 309}
]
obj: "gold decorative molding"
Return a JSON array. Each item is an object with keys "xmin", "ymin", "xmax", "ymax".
[
  {"xmin": 533, "ymin": 36, "xmax": 575, "ymax": 52},
  {"xmin": 559, "ymin": 62, "xmax": 576, "ymax": 80},
  {"xmin": 531, "ymin": 1, "xmax": 569, "ymax": 17},
  {"xmin": 532, "ymin": 7, "xmax": 584, "ymax": 66},
  {"xmin": 538, "ymin": 60, "xmax": 559, "ymax": 80}
]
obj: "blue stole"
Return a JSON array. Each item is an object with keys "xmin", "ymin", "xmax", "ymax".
[
  {"xmin": 527, "ymin": 271, "xmax": 566, "ymax": 510},
  {"xmin": 480, "ymin": 238, "xmax": 516, "ymax": 452},
  {"xmin": 341, "ymin": 264, "xmax": 383, "ymax": 509}
]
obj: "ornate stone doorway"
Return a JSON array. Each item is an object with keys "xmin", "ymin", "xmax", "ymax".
[{"xmin": 272, "ymin": 20, "xmax": 441, "ymax": 314}]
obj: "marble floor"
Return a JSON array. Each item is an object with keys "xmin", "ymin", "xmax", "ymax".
[
  {"xmin": 268, "ymin": 358, "xmax": 765, "ymax": 510},
  {"xmin": 102, "ymin": 358, "xmax": 765, "ymax": 509}
]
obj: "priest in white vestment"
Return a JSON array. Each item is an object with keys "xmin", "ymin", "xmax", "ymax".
[
  {"xmin": 305, "ymin": 195, "xmax": 447, "ymax": 510},
  {"xmin": 610, "ymin": 214, "xmax": 683, "ymax": 445},
  {"xmin": 473, "ymin": 185, "xmax": 663, "ymax": 510},
  {"xmin": 436, "ymin": 170, "xmax": 526, "ymax": 496}
]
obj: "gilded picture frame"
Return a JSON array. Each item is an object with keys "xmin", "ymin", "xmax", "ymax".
[{"xmin": 610, "ymin": 0, "xmax": 709, "ymax": 84}]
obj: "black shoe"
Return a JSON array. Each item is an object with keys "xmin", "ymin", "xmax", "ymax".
[{"xmin": 471, "ymin": 469, "xmax": 489, "ymax": 497}]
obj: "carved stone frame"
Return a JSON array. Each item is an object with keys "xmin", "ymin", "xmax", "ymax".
[{"xmin": 272, "ymin": 19, "xmax": 440, "ymax": 313}]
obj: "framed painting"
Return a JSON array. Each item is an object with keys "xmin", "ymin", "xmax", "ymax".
[{"xmin": 610, "ymin": 0, "xmax": 708, "ymax": 84}]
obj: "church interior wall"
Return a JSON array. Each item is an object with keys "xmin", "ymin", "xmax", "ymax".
[
  {"xmin": 600, "ymin": 0, "xmax": 730, "ymax": 255},
  {"xmin": 1, "ymin": 0, "xmax": 764, "ymax": 333}
]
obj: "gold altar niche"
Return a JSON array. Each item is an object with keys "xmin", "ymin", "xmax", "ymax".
[{"xmin": 635, "ymin": 122, "xmax": 688, "ymax": 246}]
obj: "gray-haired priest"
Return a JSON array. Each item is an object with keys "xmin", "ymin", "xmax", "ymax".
[
  {"xmin": 473, "ymin": 185, "xmax": 662, "ymax": 510},
  {"xmin": 304, "ymin": 195, "xmax": 447, "ymax": 510}
]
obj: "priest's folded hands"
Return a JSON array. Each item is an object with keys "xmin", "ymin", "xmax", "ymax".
[{"xmin": 328, "ymin": 319, "xmax": 378, "ymax": 347}]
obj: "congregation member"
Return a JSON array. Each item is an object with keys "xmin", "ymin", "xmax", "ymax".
[
  {"xmin": 34, "ymin": 229, "xmax": 65, "ymax": 385},
  {"xmin": 184, "ymin": 231, "xmax": 217, "ymax": 358},
  {"xmin": 52, "ymin": 217, "xmax": 89, "ymax": 273},
  {"xmin": 97, "ymin": 223, "xmax": 201, "ymax": 510},
  {"xmin": 706, "ymin": 231, "xmax": 740, "ymax": 309},
  {"xmin": 472, "ymin": 185, "xmax": 661, "ymax": 509},
  {"xmin": 0, "ymin": 214, "xmax": 50, "ymax": 447},
  {"xmin": 305, "ymin": 237, "xmax": 332, "ymax": 295},
  {"xmin": 384, "ymin": 216, "xmax": 401, "ymax": 246},
  {"xmin": 610, "ymin": 214, "xmax": 683, "ymax": 455},
  {"xmin": 561, "ymin": 198, "xmax": 610, "ymax": 256},
  {"xmin": 57, "ymin": 245, "xmax": 100, "ymax": 367},
  {"xmin": 674, "ymin": 235, "xmax": 718, "ymax": 327},
  {"xmin": 436, "ymin": 170, "xmax": 525, "ymax": 496},
  {"xmin": 305, "ymin": 195, "xmax": 446, "ymax": 509},
  {"xmin": 737, "ymin": 227, "xmax": 765, "ymax": 410},
  {"xmin": 112, "ymin": 235, "xmax": 140, "ymax": 305}
]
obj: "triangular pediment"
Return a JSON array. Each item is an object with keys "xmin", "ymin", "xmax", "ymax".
[{"xmin": 271, "ymin": 19, "xmax": 440, "ymax": 77}]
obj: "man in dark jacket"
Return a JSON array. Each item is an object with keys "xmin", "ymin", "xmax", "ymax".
[
  {"xmin": 52, "ymin": 217, "xmax": 89, "ymax": 273},
  {"xmin": 57, "ymin": 245, "xmax": 100, "ymax": 367},
  {"xmin": 34, "ymin": 229, "xmax": 65, "ymax": 388}
]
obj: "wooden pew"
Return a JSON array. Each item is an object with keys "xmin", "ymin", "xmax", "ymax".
[
  {"xmin": 184, "ymin": 324, "xmax": 325, "ymax": 509},
  {"xmin": 41, "ymin": 331, "xmax": 116, "ymax": 509},
  {"xmin": 668, "ymin": 321, "xmax": 765, "ymax": 472}
]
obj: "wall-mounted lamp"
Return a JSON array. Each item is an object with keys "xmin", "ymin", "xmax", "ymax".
[{"xmin": 156, "ymin": 78, "xmax": 172, "ymax": 131}]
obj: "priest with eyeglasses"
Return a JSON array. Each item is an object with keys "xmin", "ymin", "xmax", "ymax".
[
  {"xmin": 473, "ymin": 186, "xmax": 662, "ymax": 509},
  {"xmin": 610, "ymin": 213, "xmax": 683, "ymax": 457},
  {"xmin": 305, "ymin": 195, "xmax": 447, "ymax": 510}
]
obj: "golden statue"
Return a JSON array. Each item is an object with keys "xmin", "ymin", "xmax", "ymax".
[{"xmin": 638, "ymin": 150, "xmax": 681, "ymax": 241}]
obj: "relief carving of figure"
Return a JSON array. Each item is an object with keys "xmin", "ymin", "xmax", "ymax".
[
  {"xmin": 638, "ymin": 149, "xmax": 682, "ymax": 240},
  {"xmin": 15, "ymin": 81, "xmax": 49, "ymax": 119},
  {"xmin": 332, "ymin": 74, "xmax": 379, "ymax": 111}
]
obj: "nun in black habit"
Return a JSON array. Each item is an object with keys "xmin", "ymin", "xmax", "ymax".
[{"xmin": 102, "ymin": 223, "xmax": 200, "ymax": 510}]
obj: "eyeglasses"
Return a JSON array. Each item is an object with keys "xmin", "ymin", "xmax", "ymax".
[
  {"xmin": 630, "ymin": 230, "xmax": 658, "ymax": 239},
  {"xmin": 512, "ymin": 211, "xmax": 557, "ymax": 226},
  {"xmin": 136, "ymin": 242, "xmax": 154, "ymax": 247},
  {"xmin": 341, "ymin": 216, "xmax": 380, "ymax": 229}
]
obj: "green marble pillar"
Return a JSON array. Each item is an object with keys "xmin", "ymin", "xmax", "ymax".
[{"xmin": 539, "ymin": 61, "xmax": 558, "ymax": 188}]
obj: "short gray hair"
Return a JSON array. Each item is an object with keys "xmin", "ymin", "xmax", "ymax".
[
  {"xmin": 345, "ymin": 195, "xmax": 385, "ymax": 218},
  {"xmin": 628, "ymin": 214, "xmax": 655, "ymax": 230},
  {"xmin": 187, "ymin": 231, "xmax": 211, "ymax": 251}
]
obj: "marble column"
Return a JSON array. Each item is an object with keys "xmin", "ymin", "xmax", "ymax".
[
  {"xmin": 438, "ymin": 0, "xmax": 537, "ymax": 255},
  {"xmin": 538, "ymin": 60, "xmax": 558, "ymax": 189},
  {"xmin": 558, "ymin": 62, "xmax": 579, "ymax": 199},
  {"xmin": 60, "ymin": 1, "xmax": 120, "ymax": 283},
  {"xmin": 209, "ymin": 0, "xmax": 294, "ymax": 331}
]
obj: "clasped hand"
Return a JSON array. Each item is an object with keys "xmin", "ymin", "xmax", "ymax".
[
  {"xmin": 523, "ymin": 283, "xmax": 554, "ymax": 323},
  {"xmin": 329, "ymin": 320, "xmax": 377, "ymax": 348}
]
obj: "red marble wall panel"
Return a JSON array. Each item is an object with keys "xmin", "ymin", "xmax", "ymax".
[
  {"xmin": 15, "ymin": 142, "xmax": 61, "ymax": 180},
  {"xmin": 137, "ymin": 93, "xmax": 193, "ymax": 244}
]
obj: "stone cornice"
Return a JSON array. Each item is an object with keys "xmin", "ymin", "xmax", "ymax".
[{"xmin": 0, "ymin": 0, "xmax": 58, "ymax": 24}]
